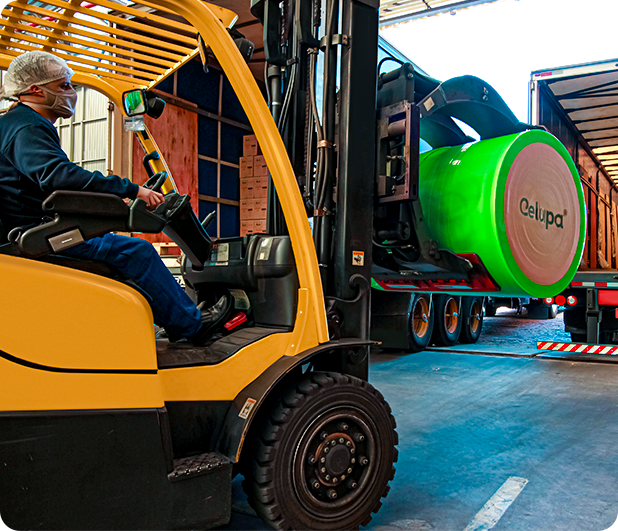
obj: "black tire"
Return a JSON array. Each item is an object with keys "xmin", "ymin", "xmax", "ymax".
[
  {"xmin": 485, "ymin": 302, "xmax": 496, "ymax": 317},
  {"xmin": 407, "ymin": 294, "xmax": 434, "ymax": 352},
  {"xmin": 459, "ymin": 296, "xmax": 483, "ymax": 344},
  {"xmin": 243, "ymin": 372, "xmax": 398, "ymax": 531},
  {"xmin": 431, "ymin": 294, "xmax": 462, "ymax": 346}
]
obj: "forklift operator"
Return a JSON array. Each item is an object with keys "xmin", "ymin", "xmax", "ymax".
[{"xmin": 0, "ymin": 50, "xmax": 232, "ymax": 345}]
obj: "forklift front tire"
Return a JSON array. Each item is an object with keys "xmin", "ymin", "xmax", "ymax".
[{"xmin": 243, "ymin": 371, "xmax": 398, "ymax": 530}]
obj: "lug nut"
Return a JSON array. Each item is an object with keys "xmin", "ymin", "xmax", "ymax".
[
  {"xmin": 312, "ymin": 480, "xmax": 321, "ymax": 490},
  {"xmin": 360, "ymin": 456, "xmax": 369, "ymax": 466},
  {"xmin": 327, "ymin": 489, "xmax": 337, "ymax": 499},
  {"xmin": 347, "ymin": 480, "xmax": 358, "ymax": 489},
  {"xmin": 354, "ymin": 433, "xmax": 365, "ymax": 442},
  {"xmin": 321, "ymin": 467, "xmax": 326, "ymax": 473},
  {"xmin": 333, "ymin": 477, "xmax": 338, "ymax": 483},
  {"xmin": 341, "ymin": 475, "xmax": 346, "ymax": 480},
  {"xmin": 339, "ymin": 438, "xmax": 344, "ymax": 444},
  {"xmin": 321, "ymin": 457, "xmax": 326, "ymax": 463},
  {"xmin": 331, "ymin": 440, "xmax": 336, "ymax": 446},
  {"xmin": 345, "ymin": 441, "xmax": 351, "ymax": 447},
  {"xmin": 351, "ymin": 458, "xmax": 356, "ymax": 464},
  {"xmin": 324, "ymin": 447, "xmax": 330, "ymax": 454},
  {"xmin": 340, "ymin": 423, "xmax": 349, "ymax": 431},
  {"xmin": 321, "ymin": 432, "xmax": 328, "ymax": 440},
  {"xmin": 350, "ymin": 449, "xmax": 355, "ymax": 454},
  {"xmin": 325, "ymin": 475, "xmax": 331, "ymax": 480},
  {"xmin": 308, "ymin": 455, "xmax": 316, "ymax": 465},
  {"xmin": 347, "ymin": 467, "xmax": 353, "ymax": 473}
]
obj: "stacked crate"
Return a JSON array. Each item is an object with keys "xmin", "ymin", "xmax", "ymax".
[{"xmin": 239, "ymin": 134, "xmax": 269, "ymax": 236}]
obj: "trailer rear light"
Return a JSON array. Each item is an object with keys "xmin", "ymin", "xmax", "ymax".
[
  {"xmin": 555, "ymin": 295, "xmax": 566, "ymax": 306},
  {"xmin": 567, "ymin": 295, "xmax": 577, "ymax": 306},
  {"xmin": 544, "ymin": 297, "xmax": 554, "ymax": 305}
]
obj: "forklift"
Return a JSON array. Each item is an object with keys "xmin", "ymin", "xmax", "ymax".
[{"xmin": 0, "ymin": 0, "xmax": 397, "ymax": 529}]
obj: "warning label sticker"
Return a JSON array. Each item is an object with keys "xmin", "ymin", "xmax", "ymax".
[
  {"xmin": 352, "ymin": 251, "xmax": 364, "ymax": 266},
  {"xmin": 239, "ymin": 398, "xmax": 257, "ymax": 420}
]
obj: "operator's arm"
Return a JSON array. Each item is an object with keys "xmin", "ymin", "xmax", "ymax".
[{"xmin": 5, "ymin": 122, "xmax": 139, "ymax": 199}]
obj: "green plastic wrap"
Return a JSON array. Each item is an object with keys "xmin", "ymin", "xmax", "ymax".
[{"xmin": 418, "ymin": 130, "xmax": 585, "ymax": 297}]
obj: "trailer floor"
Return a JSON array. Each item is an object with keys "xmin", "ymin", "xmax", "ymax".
[{"xmin": 225, "ymin": 347, "xmax": 618, "ymax": 531}]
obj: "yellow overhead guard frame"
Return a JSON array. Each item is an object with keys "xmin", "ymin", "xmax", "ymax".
[{"xmin": 0, "ymin": 0, "xmax": 329, "ymax": 406}]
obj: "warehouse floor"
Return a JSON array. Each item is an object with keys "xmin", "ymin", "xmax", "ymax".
[{"xmin": 224, "ymin": 317, "xmax": 618, "ymax": 531}]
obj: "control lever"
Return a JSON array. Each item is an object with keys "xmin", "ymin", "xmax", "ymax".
[{"xmin": 201, "ymin": 210, "xmax": 216, "ymax": 231}]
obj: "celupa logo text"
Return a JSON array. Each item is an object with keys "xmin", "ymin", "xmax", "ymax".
[{"xmin": 519, "ymin": 197, "xmax": 565, "ymax": 230}]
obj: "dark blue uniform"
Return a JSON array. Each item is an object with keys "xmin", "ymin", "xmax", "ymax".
[
  {"xmin": 0, "ymin": 102, "xmax": 201, "ymax": 339},
  {"xmin": 0, "ymin": 103, "xmax": 138, "ymax": 232}
]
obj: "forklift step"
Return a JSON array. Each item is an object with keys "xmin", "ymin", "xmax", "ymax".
[
  {"xmin": 157, "ymin": 326, "xmax": 285, "ymax": 368},
  {"xmin": 168, "ymin": 452, "xmax": 231, "ymax": 483}
]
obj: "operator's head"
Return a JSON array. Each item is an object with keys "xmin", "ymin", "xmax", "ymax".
[{"xmin": 1, "ymin": 50, "xmax": 77, "ymax": 121}]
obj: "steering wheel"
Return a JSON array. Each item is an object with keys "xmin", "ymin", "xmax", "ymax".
[{"xmin": 143, "ymin": 170, "xmax": 168, "ymax": 193}]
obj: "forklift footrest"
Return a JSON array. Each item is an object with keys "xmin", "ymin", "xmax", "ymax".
[{"xmin": 168, "ymin": 452, "xmax": 231, "ymax": 483}]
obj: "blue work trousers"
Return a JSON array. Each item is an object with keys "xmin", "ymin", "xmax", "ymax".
[{"xmin": 61, "ymin": 233, "xmax": 201, "ymax": 339}]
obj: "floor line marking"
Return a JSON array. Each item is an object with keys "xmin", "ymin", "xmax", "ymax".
[{"xmin": 462, "ymin": 476, "xmax": 529, "ymax": 531}]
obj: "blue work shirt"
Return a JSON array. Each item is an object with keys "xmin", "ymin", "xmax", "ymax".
[{"xmin": 0, "ymin": 103, "xmax": 139, "ymax": 233}]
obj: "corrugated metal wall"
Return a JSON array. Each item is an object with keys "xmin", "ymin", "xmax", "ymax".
[{"xmin": 56, "ymin": 87, "xmax": 109, "ymax": 174}]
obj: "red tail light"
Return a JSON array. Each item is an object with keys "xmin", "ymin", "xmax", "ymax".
[
  {"xmin": 544, "ymin": 297, "xmax": 554, "ymax": 305},
  {"xmin": 567, "ymin": 295, "xmax": 577, "ymax": 306},
  {"xmin": 555, "ymin": 295, "xmax": 566, "ymax": 306}
]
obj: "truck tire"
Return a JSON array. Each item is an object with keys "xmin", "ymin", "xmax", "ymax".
[
  {"xmin": 243, "ymin": 372, "xmax": 398, "ymax": 531},
  {"xmin": 459, "ymin": 296, "xmax": 483, "ymax": 344},
  {"xmin": 408, "ymin": 294, "xmax": 434, "ymax": 352},
  {"xmin": 431, "ymin": 294, "xmax": 462, "ymax": 346},
  {"xmin": 485, "ymin": 301, "xmax": 496, "ymax": 317}
]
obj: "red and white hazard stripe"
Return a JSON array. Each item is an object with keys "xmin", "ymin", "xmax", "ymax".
[
  {"xmin": 537, "ymin": 341, "xmax": 618, "ymax": 355},
  {"xmin": 571, "ymin": 281, "xmax": 618, "ymax": 288}
]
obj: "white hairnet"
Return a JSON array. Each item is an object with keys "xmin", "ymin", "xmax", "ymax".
[{"xmin": 0, "ymin": 51, "xmax": 74, "ymax": 100}]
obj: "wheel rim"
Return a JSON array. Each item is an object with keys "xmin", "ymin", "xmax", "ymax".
[
  {"xmin": 469, "ymin": 300, "xmax": 482, "ymax": 334},
  {"xmin": 294, "ymin": 407, "xmax": 380, "ymax": 518},
  {"xmin": 412, "ymin": 297, "xmax": 430, "ymax": 338},
  {"xmin": 444, "ymin": 297, "xmax": 459, "ymax": 334}
]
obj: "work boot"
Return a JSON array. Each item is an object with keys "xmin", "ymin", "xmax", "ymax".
[{"xmin": 191, "ymin": 293, "xmax": 234, "ymax": 346}]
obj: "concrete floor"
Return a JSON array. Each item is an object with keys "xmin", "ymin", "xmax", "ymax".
[{"xmin": 224, "ymin": 316, "xmax": 618, "ymax": 531}]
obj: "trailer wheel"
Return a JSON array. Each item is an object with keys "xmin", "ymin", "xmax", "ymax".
[
  {"xmin": 431, "ymin": 294, "xmax": 462, "ymax": 346},
  {"xmin": 459, "ymin": 297, "xmax": 483, "ymax": 344},
  {"xmin": 408, "ymin": 294, "xmax": 434, "ymax": 352},
  {"xmin": 243, "ymin": 372, "xmax": 398, "ymax": 531}
]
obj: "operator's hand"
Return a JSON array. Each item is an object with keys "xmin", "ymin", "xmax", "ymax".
[{"xmin": 137, "ymin": 185, "xmax": 165, "ymax": 209}]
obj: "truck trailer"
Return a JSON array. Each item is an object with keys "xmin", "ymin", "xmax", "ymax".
[{"xmin": 529, "ymin": 59, "xmax": 618, "ymax": 345}]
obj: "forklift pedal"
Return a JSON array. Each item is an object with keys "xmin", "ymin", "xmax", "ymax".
[
  {"xmin": 168, "ymin": 452, "xmax": 231, "ymax": 483},
  {"xmin": 223, "ymin": 311, "xmax": 248, "ymax": 332}
]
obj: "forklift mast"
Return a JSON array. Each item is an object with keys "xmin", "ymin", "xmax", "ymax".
[{"xmin": 255, "ymin": 0, "xmax": 379, "ymax": 377}]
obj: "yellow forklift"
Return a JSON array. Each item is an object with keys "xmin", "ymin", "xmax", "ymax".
[{"xmin": 0, "ymin": 0, "xmax": 397, "ymax": 529}]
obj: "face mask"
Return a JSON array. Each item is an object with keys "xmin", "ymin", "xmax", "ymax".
[{"xmin": 27, "ymin": 85, "xmax": 78, "ymax": 118}]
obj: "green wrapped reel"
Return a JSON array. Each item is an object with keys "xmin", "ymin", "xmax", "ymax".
[{"xmin": 418, "ymin": 130, "xmax": 585, "ymax": 298}]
